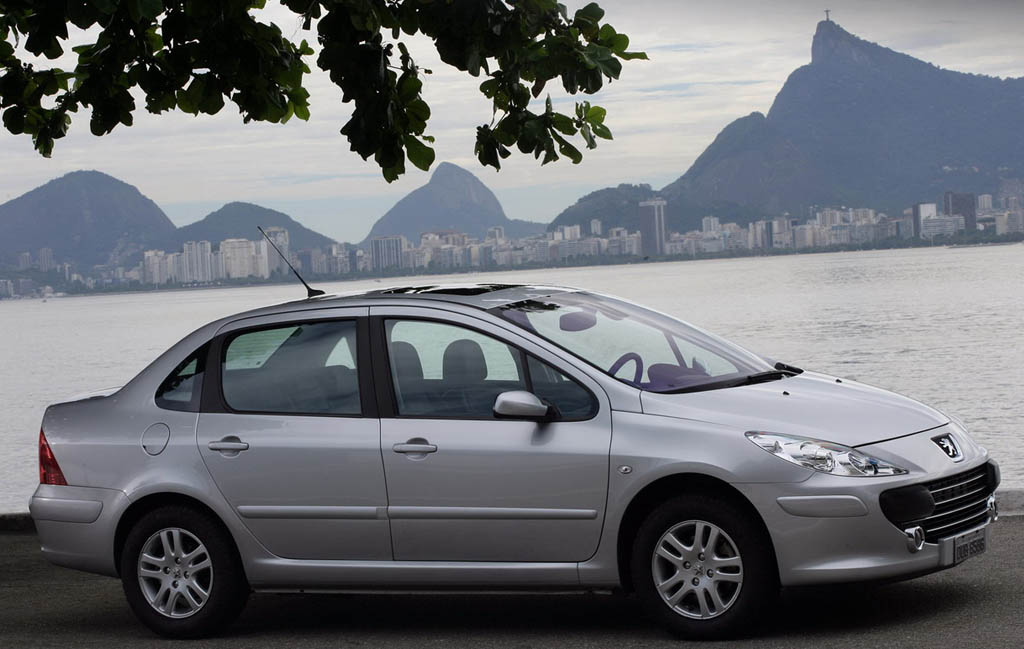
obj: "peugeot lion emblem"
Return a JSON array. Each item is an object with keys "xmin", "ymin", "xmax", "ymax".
[{"xmin": 932, "ymin": 434, "xmax": 963, "ymax": 462}]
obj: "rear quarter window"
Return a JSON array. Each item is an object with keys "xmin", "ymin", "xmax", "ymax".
[{"xmin": 155, "ymin": 346, "xmax": 207, "ymax": 412}]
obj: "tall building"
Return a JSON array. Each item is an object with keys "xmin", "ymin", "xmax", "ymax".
[
  {"xmin": 371, "ymin": 235, "xmax": 406, "ymax": 270},
  {"xmin": 16, "ymin": 251, "xmax": 32, "ymax": 270},
  {"xmin": 37, "ymin": 248, "xmax": 55, "ymax": 272},
  {"xmin": 220, "ymin": 239, "xmax": 256, "ymax": 278},
  {"xmin": 143, "ymin": 250, "xmax": 167, "ymax": 285},
  {"xmin": 638, "ymin": 198, "xmax": 667, "ymax": 256},
  {"xmin": 911, "ymin": 203, "xmax": 937, "ymax": 238},
  {"xmin": 486, "ymin": 226, "xmax": 505, "ymax": 241},
  {"xmin": 263, "ymin": 227, "xmax": 290, "ymax": 275},
  {"xmin": 701, "ymin": 216, "xmax": 720, "ymax": 233},
  {"xmin": 590, "ymin": 219, "xmax": 603, "ymax": 236},
  {"xmin": 183, "ymin": 240, "xmax": 213, "ymax": 283},
  {"xmin": 977, "ymin": 194, "xmax": 993, "ymax": 211},
  {"xmin": 943, "ymin": 191, "xmax": 977, "ymax": 232}
]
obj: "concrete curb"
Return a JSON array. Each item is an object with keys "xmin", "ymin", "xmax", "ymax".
[{"xmin": 2, "ymin": 488, "xmax": 1022, "ymax": 532}]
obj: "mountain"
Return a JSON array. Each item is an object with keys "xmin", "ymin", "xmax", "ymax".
[
  {"xmin": 362, "ymin": 162, "xmax": 545, "ymax": 244},
  {"xmin": 551, "ymin": 20, "xmax": 1024, "ymax": 233},
  {"xmin": 0, "ymin": 170, "xmax": 176, "ymax": 268},
  {"xmin": 165, "ymin": 202, "xmax": 336, "ymax": 252}
]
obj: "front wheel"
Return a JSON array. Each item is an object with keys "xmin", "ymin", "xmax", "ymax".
[
  {"xmin": 120, "ymin": 505, "xmax": 249, "ymax": 638},
  {"xmin": 630, "ymin": 495, "xmax": 778, "ymax": 640}
]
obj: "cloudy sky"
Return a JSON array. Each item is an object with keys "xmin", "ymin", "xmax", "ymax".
[{"xmin": 2, "ymin": 0, "xmax": 1022, "ymax": 242}]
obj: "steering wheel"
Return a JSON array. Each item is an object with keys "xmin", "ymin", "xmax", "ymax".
[{"xmin": 608, "ymin": 352, "xmax": 644, "ymax": 385}]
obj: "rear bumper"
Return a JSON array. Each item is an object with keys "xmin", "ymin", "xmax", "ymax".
[{"xmin": 30, "ymin": 484, "xmax": 129, "ymax": 577}]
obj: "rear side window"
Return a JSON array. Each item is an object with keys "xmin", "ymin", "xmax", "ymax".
[
  {"xmin": 156, "ymin": 346, "xmax": 207, "ymax": 412},
  {"xmin": 221, "ymin": 320, "xmax": 361, "ymax": 416}
]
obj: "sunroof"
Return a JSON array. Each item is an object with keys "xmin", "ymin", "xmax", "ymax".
[{"xmin": 378, "ymin": 284, "xmax": 522, "ymax": 296}]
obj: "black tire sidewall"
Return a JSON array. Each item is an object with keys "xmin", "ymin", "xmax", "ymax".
[
  {"xmin": 630, "ymin": 495, "xmax": 777, "ymax": 640},
  {"xmin": 120, "ymin": 505, "xmax": 249, "ymax": 638}
]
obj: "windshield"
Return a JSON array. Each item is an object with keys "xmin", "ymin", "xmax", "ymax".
[{"xmin": 494, "ymin": 292, "xmax": 772, "ymax": 393}]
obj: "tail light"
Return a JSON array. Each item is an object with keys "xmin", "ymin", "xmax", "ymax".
[{"xmin": 39, "ymin": 429, "xmax": 67, "ymax": 486}]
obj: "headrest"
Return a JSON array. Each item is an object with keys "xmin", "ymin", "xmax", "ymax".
[
  {"xmin": 442, "ymin": 339, "xmax": 488, "ymax": 383},
  {"xmin": 390, "ymin": 340, "xmax": 423, "ymax": 381}
]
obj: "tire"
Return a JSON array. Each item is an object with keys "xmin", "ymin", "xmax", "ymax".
[
  {"xmin": 630, "ymin": 494, "xmax": 778, "ymax": 640},
  {"xmin": 120, "ymin": 505, "xmax": 249, "ymax": 638}
]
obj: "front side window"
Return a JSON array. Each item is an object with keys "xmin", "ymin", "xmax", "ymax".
[
  {"xmin": 156, "ymin": 346, "xmax": 207, "ymax": 411},
  {"xmin": 386, "ymin": 319, "xmax": 526, "ymax": 418},
  {"xmin": 495, "ymin": 292, "xmax": 770, "ymax": 393},
  {"xmin": 527, "ymin": 355, "xmax": 597, "ymax": 420},
  {"xmin": 222, "ymin": 320, "xmax": 360, "ymax": 415}
]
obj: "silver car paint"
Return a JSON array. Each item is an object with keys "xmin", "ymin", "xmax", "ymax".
[{"xmin": 30, "ymin": 286, "xmax": 995, "ymax": 592}]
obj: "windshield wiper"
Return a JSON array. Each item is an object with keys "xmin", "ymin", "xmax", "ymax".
[
  {"xmin": 741, "ymin": 369, "xmax": 790, "ymax": 385},
  {"xmin": 660, "ymin": 369, "xmax": 791, "ymax": 394}
]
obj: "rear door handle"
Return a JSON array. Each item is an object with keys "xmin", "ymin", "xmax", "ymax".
[
  {"xmin": 208, "ymin": 437, "xmax": 249, "ymax": 453},
  {"xmin": 392, "ymin": 442, "xmax": 437, "ymax": 454}
]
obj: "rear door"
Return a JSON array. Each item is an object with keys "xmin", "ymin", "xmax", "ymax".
[
  {"xmin": 371, "ymin": 306, "xmax": 612, "ymax": 562},
  {"xmin": 197, "ymin": 309, "xmax": 391, "ymax": 560}
]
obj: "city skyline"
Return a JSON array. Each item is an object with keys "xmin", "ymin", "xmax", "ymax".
[{"xmin": 3, "ymin": 187, "xmax": 1021, "ymax": 299}]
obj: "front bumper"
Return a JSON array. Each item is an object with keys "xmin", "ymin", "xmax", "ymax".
[
  {"xmin": 734, "ymin": 425, "xmax": 999, "ymax": 587},
  {"xmin": 30, "ymin": 484, "xmax": 130, "ymax": 577}
]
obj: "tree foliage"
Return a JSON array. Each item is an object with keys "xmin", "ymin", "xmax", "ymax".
[{"xmin": 0, "ymin": 0, "xmax": 646, "ymax": 181}]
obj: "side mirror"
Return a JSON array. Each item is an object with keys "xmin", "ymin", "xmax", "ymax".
[{"xmin": 493, "ymin": 390, "xmax": 554, "ymax": 422}]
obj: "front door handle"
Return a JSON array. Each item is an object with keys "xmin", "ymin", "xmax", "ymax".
[
  {"xmin": 208, "ymin": 436, "xmax": 249, "ymax": 455},
  {"xmin": 393, "ymin": 440, "xmax": 437, "ymax": 455}
]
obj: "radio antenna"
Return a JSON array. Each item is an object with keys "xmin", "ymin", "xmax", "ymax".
[{"xmin": 258, "ymin": 226, "xmax": 325, "ymax": 298}]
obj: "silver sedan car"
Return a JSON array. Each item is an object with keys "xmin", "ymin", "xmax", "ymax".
[{"xmin": 31, "ymin": 284, "xmax": 999, "ymax": 639}]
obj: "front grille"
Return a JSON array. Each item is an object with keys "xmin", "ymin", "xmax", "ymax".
[
  {"xmin": 907, "ymin": 464, "xmax": 995, "ymax": 543},
  {"xmin": 880, "ymin": 462, "xmax": 998, "ymax": 544}
]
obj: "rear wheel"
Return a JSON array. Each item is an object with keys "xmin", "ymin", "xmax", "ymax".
[
  {"xmin": 120, "ymin": 505, "xmax": 249, "ymax": 638},
  {"xmin": 631, "ymin": 495, "xmax": 777, "ymax": 639}
]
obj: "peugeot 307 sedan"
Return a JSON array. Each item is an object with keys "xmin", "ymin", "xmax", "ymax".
[{"xmin": 31, "ymin": 284, "xmax": 1000, "ymax": 639}]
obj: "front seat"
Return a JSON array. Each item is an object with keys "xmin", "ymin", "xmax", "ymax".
[
  {"xmin": 390, "ymin": 340, "xmax": 426, "ymax": 414},
  {"xmin": 441, "ymin": 339, "xmax": 490, "ymax": 416}
]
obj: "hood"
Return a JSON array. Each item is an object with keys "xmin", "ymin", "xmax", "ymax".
[{"xmin": 640, "ymin": 372, "xmax": 947, "ymax": 447}]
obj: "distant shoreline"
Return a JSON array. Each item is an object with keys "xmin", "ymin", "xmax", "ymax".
[{"xmin": 4, "ymin": 238, "xmax": 1022, "ymax": 303}]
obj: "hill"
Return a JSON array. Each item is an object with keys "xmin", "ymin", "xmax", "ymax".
[
  {"xmin": 0, "ymin": 170, "xmax": 176, "ymax": 268},
  {"xmin": 166, "ymin": 202, "xmax": 336, "ymax": 252},
  {"xmin": 551, "ymin": 20, "xmax": 1024, "ymax": 233},
  {"xmin": 363, "ymin": 162, "xmax": 545, "ymax": 243}
]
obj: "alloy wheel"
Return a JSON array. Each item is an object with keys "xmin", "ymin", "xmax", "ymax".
[
  {"xmin": 651, "ymin": 519, "xmax": 743, "ymax": 619},
  {"xmin": 137, "ymin": 527, "xmax": 214, "ymax": 619}
]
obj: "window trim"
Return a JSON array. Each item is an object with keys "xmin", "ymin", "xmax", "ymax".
[
  {"xmin": 203, "ymin": 317, "xmax": 376, "ymax": 418},
  {"xmin": 369, "ymin": 315, "xmax": 598, "ymax": 422},
  {"xmin": 155, "ymin": 344, "xmax": 208, "ymax": 413}
]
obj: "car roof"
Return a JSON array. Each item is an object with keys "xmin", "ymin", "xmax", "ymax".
[{"xmin": 234, "ymin": 283, "xmax": 582, "ymax": 321}]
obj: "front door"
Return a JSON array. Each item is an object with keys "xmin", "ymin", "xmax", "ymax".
[
  {"xmin": 373, "ymin": 310, "xmax": 611, "ymax": 562},
  {"xmin": 197, "ymin": 312, "xmax": 391, "ymax": 561}
]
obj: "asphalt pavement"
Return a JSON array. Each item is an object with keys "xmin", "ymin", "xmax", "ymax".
[{"xmin": 2, "ymin": 518, "xmax": 1022, "ymax": 648}]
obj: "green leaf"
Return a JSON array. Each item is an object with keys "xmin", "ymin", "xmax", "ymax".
[
  {"xmin": 88, "ymin": 0, "xmax": 118, "ymax": 14},
  {"xmin": 551, "ymin": 131, "xmax": 582, "ymax": 164},
  {"xmin": 403, "ymin": 134, "xmax": 435, "ymax": 171},
  {"xmin": 586, "ymin": 105, "xmax": 606, "ymax": 124},
  {"xmin": 3, "ymin": 107, "xmax": 26, "ymax": 134},
  {"xmin": 135, "ymin": 0, "xmax": 164, "ymax": 20},
  {"xmin": 550, "ymin": 113, "xmax": 576, "ymax": 135},
  {"xmin": 592, "ymin": 122, "xmax": 612, "ymax": 140}
]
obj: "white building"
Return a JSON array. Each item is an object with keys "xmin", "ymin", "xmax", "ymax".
[{"xmin": 221, "ymin": 238, "xmax": 256, "ymax": 278}]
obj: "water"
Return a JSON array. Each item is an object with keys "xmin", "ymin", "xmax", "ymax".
[{"xmin": 1, "ymin": 245, "xmax": 1021, "ymax": 512}]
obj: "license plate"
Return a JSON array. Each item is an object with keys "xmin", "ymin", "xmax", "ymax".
[{"xmin": 953, "ymin": 528, "xmax": 986, "ymax": 564}]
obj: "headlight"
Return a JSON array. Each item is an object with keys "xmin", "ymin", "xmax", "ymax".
[{"xmin": 745, "ymin": 432, "xmax": 908, "ymax": 477}]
